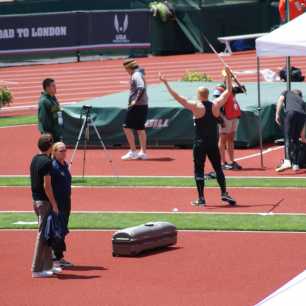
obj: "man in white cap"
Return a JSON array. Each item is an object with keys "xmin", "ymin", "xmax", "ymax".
[{"xmin": 121, "ymin": 59, "xmax": 149, "ymax": 160}]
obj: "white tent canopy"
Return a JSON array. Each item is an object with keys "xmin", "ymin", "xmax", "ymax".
[{"xmin": 256, "ymin": 13, "xmax": 306, "ymax": 57}]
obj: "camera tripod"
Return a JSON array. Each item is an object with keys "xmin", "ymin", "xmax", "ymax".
[{"xmin": 69, "ymin": 105, "xmax": 116, "ymax": 178}]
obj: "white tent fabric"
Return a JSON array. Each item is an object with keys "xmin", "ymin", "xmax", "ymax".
[
  {"xmin": 256, "ymin": 13, "xmax": 306, "ymax": 57},
  {"xmin": 255, "ymin": 270, "xmax": 306, "ymax": 306}
]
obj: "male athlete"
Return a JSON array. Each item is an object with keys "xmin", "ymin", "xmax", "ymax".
[{"xmin": 159, "ymin": 67, "xmax": 236, "ymax": 206}]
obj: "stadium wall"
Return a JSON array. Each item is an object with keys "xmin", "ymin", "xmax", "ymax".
[{"xmin": 0, "ymin": 1, "xmax": 280, "ymax": 56}]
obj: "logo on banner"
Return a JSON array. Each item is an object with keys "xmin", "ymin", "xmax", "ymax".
[
  {"xmin": 145, "ymin": 119, "xmax": 170, "ymax": 129},
  {"xmin": 113, "ymin": 14, "xmax": 130, "ymax": 43}
]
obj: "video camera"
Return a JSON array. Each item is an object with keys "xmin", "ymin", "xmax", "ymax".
[
  {"xmin": 232, "ymin": 85, "xmax": 246, "ymax": 95},
  {"xmin": 80, "ymin": 105, "xmax": 92, "ymax": 122},
  {"xmin": 82, "ymin": 104, "xmax": 92, "ymax": 111}
]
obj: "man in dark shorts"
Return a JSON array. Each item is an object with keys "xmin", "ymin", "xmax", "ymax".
[
  {"xmin": 122, "ymin": 59, "xmax": 149, "ymax": 160},
  {"xmin": 275, "ymin": 89, "xmax": 306, "ymax": 172},
  {"xmin": 38, "ymin": 78, "xmax": 63, "ymax": 142},
  {"xmin": 30, "ymin": 134, "xmax": 61, "ymax": 278},
  {"xmin": 160, "ymin": 67, "xmax": 236, "ymax": 206}
]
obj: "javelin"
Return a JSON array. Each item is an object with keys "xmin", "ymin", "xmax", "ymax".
[{"xmin": 201, "ymin": 32, "xmax": 246, "ymax": 94}]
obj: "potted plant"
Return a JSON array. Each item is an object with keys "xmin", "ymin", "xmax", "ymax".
[{"xmin": 0, "ymin": 85, "xmax": 13, "ymax": 108}]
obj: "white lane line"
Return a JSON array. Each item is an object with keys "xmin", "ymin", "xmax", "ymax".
[
  {"xmin": 1, "ymin": 210, "xmax": 306, "ymax": 216},
  {"xmin": 1, "ymin": 229, "xmax": 306, "ymax": 234},
  {"xmin": 235, "ymin": 145, "xmax": 284, "ymax": 162},
  {"xmin": 0, "ymin": 124, "xmax": 36, "ymax": 129},
  {"xmin": 0, "ymin": 185, "xmax": 305, "ymax": 190},
  {"xmin": 0, "ymin": 175, "xmax": 305, "ymax": 179},
  {"xmin": 0, "ymin": 80, "xmax": 19, "ymax": 85},
  {"xmin": 13, "ymin": 221, "xmax": 38, "ymax": 225}
]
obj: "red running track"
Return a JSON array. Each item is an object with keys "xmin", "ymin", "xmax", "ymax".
[
  {"xmin": 1, "ymin": 187, "xmax": 306, "ymax": 214},
  {"xmin": 1, "ymin": 51, "xmax": 306, "ymax": 111},
  {"xmin": 1, "ymin": 125, "xmax": 306, "ymax": 177},
  {"xmin": 1, "ymin": 231, "xmax": 306, "ymax": 306}
]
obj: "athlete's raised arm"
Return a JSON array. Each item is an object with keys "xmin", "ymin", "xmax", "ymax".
[
  {"xmin": 213, "ymin": 67, "xmax": 233, "ymax": 110},
  {"xmin": 159, "ymin": 73, "xmax": 198, "ymax": 112}
]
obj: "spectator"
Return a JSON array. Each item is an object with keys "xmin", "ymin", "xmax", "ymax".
[
  {"xmin": 275, "ymin": 89, "xmax": 306, "ymax": 172},
  {"xmin": 279, "ymin": 0, "xmax": 306, "ymax": 23},
  {"xmin": 38, "ymin": 78, "xmax": 63, "ymax": 142},
  {"xmin": 213, "ymin": 84, "xmax": 244, "ymax": 170},
  {"xmin": 121, "ymin": 59, "xmax": 149, "ymax": 160},
  {"xmin": 51, "ymin": 142, "xmax": 73, "ymax": 268},
  {"xmin": 30, "ymin": 134, "xmax": 61, "ymax": 278}
]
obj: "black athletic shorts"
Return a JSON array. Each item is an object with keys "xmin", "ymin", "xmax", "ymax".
[{"xmin": 123, "ymin": 105, "xmax": 148, "ymax": 130}]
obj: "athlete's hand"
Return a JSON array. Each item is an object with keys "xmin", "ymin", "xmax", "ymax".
[
  {"xmin": 159, "ymin": 73, "xmax": 167, "ymax": 84},
  {"xmin": 52, "ymin": 205, "xmax": 59, "ymax": 215},
  {"xmin": 275, "ymin": 114, "xmax": 281, "ymax": 126},
  {"xmin": 224, "ymin": 66, "xmax": 231, "ymax": 76},
  {"xmin": 128, "ymin": 100, "xmax": 136, "ymax": 108}
]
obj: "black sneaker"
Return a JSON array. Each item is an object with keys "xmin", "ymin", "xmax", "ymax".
[
  {"xmin": 191, "ymin": 198, "xmax": 206, "ymax": 207},
  {"xmin": 222, "ymin": 163, "xmax": 229, "ymax": 170},
  {"xmin": 231, "ymin": 161, "xmax": 242, "ymax": 170},
  {"xmin": 59, "ymin": 258, "xmax": 74, "ymax": 267},
  {"xmin": 221, "ymin": 192, "xmax": 236, "ymax": 206},
  {"xmin": 206, "ymin": 171, "xmax": 217, "ymax": 179}
]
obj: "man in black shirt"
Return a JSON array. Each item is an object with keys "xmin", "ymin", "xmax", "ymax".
[
  {"xmin": 160, "ymin": 67, "xmax": 236, "ymax": 206},
  {"xmin": 30, "ymin": 134, "xmax": 60, "ymax": 278},
  {"xmin": 275, "ymin": 89, "xmax": 306, "ymax": 172}
]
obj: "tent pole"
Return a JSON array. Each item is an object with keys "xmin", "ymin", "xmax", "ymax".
[
  {"xmin": 286, "ymin": 0, "xmax": 291, "ymax": 91},
  {"xmin": 286, "ymin": 57, "xmax": 291, "ymax": 91},
  {"xmin": 284, "ymin": 0, "xmax": 291, "ymax": 162},
  {"xmin": 256, "ymin": 56, "xmax": 264, "ymax": 169}
]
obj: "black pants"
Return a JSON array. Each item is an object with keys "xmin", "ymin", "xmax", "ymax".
[
  {"xmin": 53, "ymin": 198, "xmax": 71, "ymax": 260},
  {"xmin": 284, "ymin": 111, "xmax": 306, "ymax": 165},
  {"xmin": 193, "ymin": 140, "xmax": 226, "ymax": 197}
]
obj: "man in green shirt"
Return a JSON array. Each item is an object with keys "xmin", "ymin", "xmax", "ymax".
[{"xmin": 38, "ymin": 79, "xmax": 63, "ymax": 142}]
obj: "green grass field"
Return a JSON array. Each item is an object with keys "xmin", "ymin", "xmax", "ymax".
[
  {"xmin": 0, "ymin": 175, "xmax": 305, "ymax": 232},
  {"xmin": 1, "ymin": 176, "xmax": 306, "ymax": 188},
  {"xmin": 0, "ymin": 115, "xmax": 37, "ymax": 127},
  {"xmin": 0, "ymin": 116, "xmax": 305, "ymax": 233},
  {"xmin": 1, "ymin": 212, "xmax": 306, "ymax": 232}
]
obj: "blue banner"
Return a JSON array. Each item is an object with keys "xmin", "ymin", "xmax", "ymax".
[{"xmin": 0, "ymin": 10, "xmax": 151, "ymax": 55}]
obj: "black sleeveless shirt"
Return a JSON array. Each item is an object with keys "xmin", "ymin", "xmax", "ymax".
[{"xmin": 194, "ymin": 101, "xmax": 219, "ymax": 145}]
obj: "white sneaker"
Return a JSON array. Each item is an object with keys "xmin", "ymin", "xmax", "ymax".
[
  {"xmin": 138, "ymin": 152, "xmax": 148, "ymax": 160},
  {"xmin": 52, "ymin": 266, "xmax": 63, "ymax": 274},
  {"xmin": 52, "ymin": 261, "xmax": 63, "ymax": 273},
  {"xmin": 292, "ymin": 164, "xmax": 300, "ymax": 171},
  {"xmin": 121, "ymin": 151, "xmax": 138, "ymax": 160},
  {"xmin": 32, "ymin": 270, "xmax": 54, "ymax": 278},
  {"xmin": 276, "ymin": 159, "xmax": 291, "ymax": 172}
]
